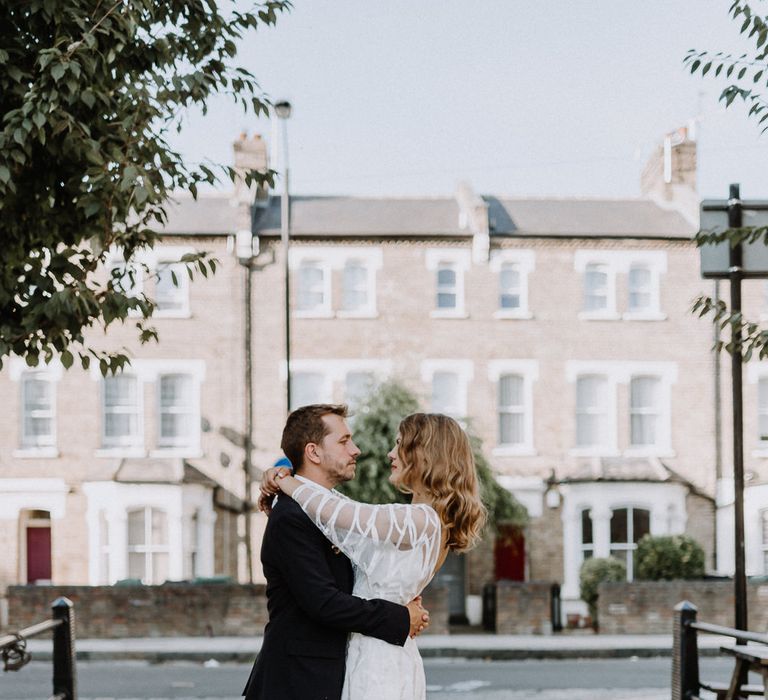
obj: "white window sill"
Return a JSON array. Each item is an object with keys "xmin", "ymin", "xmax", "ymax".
[
  {"xmin": 13, "ymin": 447, "xmax": 59, "ymax": 459},
  {"xmin": 568, "ymin": 447, "xmax": 621, "ymax": 458},
  {"xmin": 336, "ymin": 310, "xmax": 379, "ymax": 319},
  {"xmin": 430, "ymin": 310, "xmax": 469, "ymax": 319},
  {"xmin": 150, "ymin": 448, "xmax": 203, "ymax": 459},
  {"xmin": 293, "ymin": 309, "xmax": 334, "ymax": 319},
  {"xmin": 493, "ymin": 310, "xmax": 534, "ymax": 320},
  {"xmin": 95, "ymin": 447, "xmax": 146, "ymax": 458},
  {"xmin": 622, "ymin": 311, "xmax": 667, "ymax": 321},
  {"xmin": 492, "ymin": 446, "xmax": 537, "ymax": 457},
  {"xmin": 623, "ymin": 447, "xmax": 676, "ymax": 458},
  {"xmin": 154, "ymin": 309, "xmax": 192, "ymax": 319},
  {"xmin": 578, "ymin": 311, "xmax": 621, "ymax": 321}
]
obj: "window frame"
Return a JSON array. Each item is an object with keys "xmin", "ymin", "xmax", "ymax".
[
  {"xmin": 20, "ymin": 371, "xmax": 56, "ymax": 450},
  {"xmin": 629, "ymin": 375, "xmax": 662, "ymax": 449},
  {"xmin": 101, "ymin": 373, "xmax": 144, "ymax": 449},
  {"xmin": 488, "ymin": 360, "xmax": 538, "ymax": 456},
  {"xmin": 154, "ymin": 261, "xmax": 190, "ymax": 318},
  {"xmin": 609, "ymin": 506, "xmax": 651, "ymax": 582},
  {"xmin": 126, "ymin": 506, "xmax": 170, "ymax": 585},
  {"xmin": 574, "ymin": 374, "xmax": 610, "ymax": 451},
  {"xmin": 490, "ymin": 250, "xmax": 535, "ymax": 319},
  {"xmin": 425, "ymin": 249, "xmax": 470, "ymax": 318},
  {"xmin": 421, "ymin": 360, "xmax": 473, "ymax": 421},
  {"xmin": 157, "ymin": 373, "xmax": 198, "ymax": 449}
]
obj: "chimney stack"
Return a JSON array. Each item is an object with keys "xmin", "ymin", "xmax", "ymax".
[
  {"xmin": 232, "ymin": 133, "xmax": 269, "ymax": 232},
  {"xmin": 640, "ymin": 125, "xmax": 698, "ymax": 225}
]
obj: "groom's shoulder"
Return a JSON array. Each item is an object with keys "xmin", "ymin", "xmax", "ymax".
[{"xmin": 269, "ymin": 494, "xmax": 305, "ymax": 523}]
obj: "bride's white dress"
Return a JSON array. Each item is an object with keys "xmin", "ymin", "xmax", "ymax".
[{"xmin": 291, "ymin": 480, "xmax": 442, "ymax": 700}]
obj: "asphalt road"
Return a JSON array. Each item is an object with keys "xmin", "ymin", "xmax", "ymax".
[{"xmin": 0, "ymin": 657, "xmax": 742, "ymax": 699}]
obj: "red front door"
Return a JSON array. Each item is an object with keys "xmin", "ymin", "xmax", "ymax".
[
  {"xmin": 27, "ymin": 526, "xmax": 52, "ymax": 583},
  {"xmin": 494, "ymin": 525, "xmax": 525, "ymax": 581}
]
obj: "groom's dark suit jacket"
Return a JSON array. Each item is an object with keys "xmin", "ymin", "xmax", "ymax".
[{"xmin": 242, "ymin": 492, "xmax": 410, "ymax": 700}]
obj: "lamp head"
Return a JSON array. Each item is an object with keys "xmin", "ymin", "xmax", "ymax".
[{"xmin": 274, "ymin": 101, "xmax": 292, "ymax": 119}]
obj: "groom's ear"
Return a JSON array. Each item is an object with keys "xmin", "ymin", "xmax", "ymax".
[{"xmin": 305, "ymin": 442, "xmax": 322, "ymax": 465}]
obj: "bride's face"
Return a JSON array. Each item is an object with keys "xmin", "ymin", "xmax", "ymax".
[{"xmin": 387, "ymin": 433, "xmax": 404, "ymax": 486}]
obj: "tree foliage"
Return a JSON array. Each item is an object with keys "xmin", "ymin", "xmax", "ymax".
[
  {"xmin": 337, "ymin": 380, "xmax": 528, "ymax": 530},
  {"xmin": 687, "ymin": 1, "xmax": 768, "ymax": 360},
  {"xmin": 0, "ymin": 1, "xmax": 289, "ymax": 374},
  {"xmin": 635, "ymin": 534, "xmax": 705, "ymax": 581},
  {"xmin": 579, "ymin": 557, "xmax": 626, "ymax": 628}
]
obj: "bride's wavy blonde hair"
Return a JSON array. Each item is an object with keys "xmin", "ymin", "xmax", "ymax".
[{"xmin": 395, "ymin": 413, "xmax": 486, "ymax": 552}]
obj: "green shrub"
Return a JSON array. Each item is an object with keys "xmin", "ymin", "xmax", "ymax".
[
  {"xmin": 635, "ymin": 534, "xmax": 705, "ymax": 581},
  {"xmin": 579, "ymin": 557, "xmax": 626, "ymax": 628}
]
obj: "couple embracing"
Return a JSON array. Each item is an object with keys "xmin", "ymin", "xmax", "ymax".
[{"xmin": 243, "ymin": 403, "xmax": 486, "ymax": 700}]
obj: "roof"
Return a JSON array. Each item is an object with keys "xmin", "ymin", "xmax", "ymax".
[
  {"xmin": 152, "ymin": 191, "xmax": 696, "ymax": 240},
  {"xmin": 157, "ymin": 192, "xmax": 239, "ymax": 236},
  {"xmin": 253, "ymin": 195, "xmax": 695, "ymax": 240},
  {"xmin": 558, "ymin": 457, "xmax": 713, "ymax": 500},
  {"xmin": 112, "ymin": 457, "xmax": 218, "ymax": 488},
  {"xmin": 253, "ymin": 196, "xmax": 465, "ymax": 236}
]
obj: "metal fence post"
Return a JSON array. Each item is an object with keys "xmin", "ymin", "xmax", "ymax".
[
  {"xmin": 672, "ymin": 600, "xmax": 699, "ymax": 700},
  {"xmin": 51, "ymin": 597, "xmax": 77, "ymax": 700}
]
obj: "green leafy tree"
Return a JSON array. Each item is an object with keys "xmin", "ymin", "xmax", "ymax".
[
  {"xmin": 687, "ymin": 1, "xmax": 768, "ymax": 359},
  {"xmin": 579, "ymin": 557, "xmax": 626, "ymax": 629},
  {"xmin": 338, "ymin": 380, "xmax": 528, "ymax": 530},
  {"xmin": 0, "ymin": 1, "xmax": 289, "ymax": 374},
  {"xmin": 635, "ymin": 534, "xmax": 705, "ymax": 581}
]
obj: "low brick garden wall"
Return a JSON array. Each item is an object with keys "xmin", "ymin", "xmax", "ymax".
[
  {"xmin": 597, "ymin": 580, "xmax": 768, "ymax": 634},
  {"xmin": 495, "ymin": 581, "xmax": 556, "ymax": 634},
  {"xmin": 6, "ymin": 581, "xmax": 451, "ymax": 638},
  {"xmin": 7, "ymin": 583, "xmax": 269, "ymax": 637}
]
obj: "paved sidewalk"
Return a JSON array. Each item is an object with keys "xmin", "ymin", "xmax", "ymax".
[{"xmin": 24, "ymin": 632, "xmax": 736, "ymax": 662}]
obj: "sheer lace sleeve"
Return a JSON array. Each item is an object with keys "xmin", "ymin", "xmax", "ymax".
[{"xmin": 291, "ymin": 482, "xmax": 441, "ymax": 565}]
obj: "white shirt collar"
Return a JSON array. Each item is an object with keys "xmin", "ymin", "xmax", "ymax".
[{"xmin": 294, "ymin": 473, "xmax": 332, "ymax": 493}]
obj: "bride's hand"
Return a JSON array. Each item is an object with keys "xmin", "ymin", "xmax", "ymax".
[{"xmin": 258, "ymin": 467, "xmax": 292, "ymax": 514}]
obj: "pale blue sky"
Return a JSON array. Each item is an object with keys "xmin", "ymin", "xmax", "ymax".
[{"xmin": 170, "ymin": 1, "xmax": 768, "ymax": 200}]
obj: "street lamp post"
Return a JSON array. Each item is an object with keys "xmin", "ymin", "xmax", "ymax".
[
  {"xmin": 700, "ymin": 185, "xmax": 768, "ymax": 632},
  {"xmin": 274, "ymin": 100, "xmax": 292, "ymax": 415}
]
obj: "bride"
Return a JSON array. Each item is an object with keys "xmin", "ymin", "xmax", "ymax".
[{"xmin": 261, "ymin": 412, "xmax": 486, "ymax": 700}]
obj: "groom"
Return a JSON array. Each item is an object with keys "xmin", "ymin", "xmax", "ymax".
[{"xmin": 242, "ymin": 404, "xmax": 429, "ymax": 700}]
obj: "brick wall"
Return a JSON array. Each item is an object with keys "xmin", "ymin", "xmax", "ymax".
[
  {"xmin": 466, "ymin": 533, "xmax": 495, "ymax": 596},
  {"xmin": 421, "ymin": 582, "xmax": 449, "ymax": 635},
  {"xmin": 598, "ymin": 580, "xmax": 768, "ymax": 634},
  {"xmin": 7, "ymin": 582, "xmax": 451, "ymax": 638},
  {"xmin": 686, "ymin": 493, "xmax": 716, "ymax": 571},
  {"xmin": 7, "ymin": 584, "xmax": 267, "ymax": 637},
  {"xmin": 527, "ymin": 506, "xmax": 564, "ymax": 583},
  {"xmin": 495, "ymin": 581, "xmax": 555, "ymax": 635}
]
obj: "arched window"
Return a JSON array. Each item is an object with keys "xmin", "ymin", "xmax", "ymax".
[
  {"xmin": 436, "ymin": 263, "xmax": 458, "ymax": 309},
  {"xmin": 575, "ymin": 375, "xmax": 608, "ymax": 447},
  {"xmin": 583, "ymin": 263, "xmax": 608, "ymax": 311},
  {"xmin": 499, "ymin": 262, "xmax": 521, "ymax": 310},
  {"xmin": 498, "ymin": 374, "xmax": 525, "ymax": 445},
  {"xmin": 609, "ymin": 507, "xmax": 650, "ymax": 581},
  {"xmin": 630, "ymin": 376, "xmax": 660, "ymax": 447},
  {"xmin": 628, "ymin": 264, "xmax": 652, "ymax": 312},
  {"xmin": 297, "ymin": 260, "xmax": 326, "ymax": 312}
]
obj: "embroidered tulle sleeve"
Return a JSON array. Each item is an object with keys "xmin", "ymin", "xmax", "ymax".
[{"xmin": 291, "ymin": 483, "xmax": 440, "ymax": 558}]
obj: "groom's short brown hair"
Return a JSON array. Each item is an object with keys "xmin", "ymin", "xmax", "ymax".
[{"xmin": 280, "ymin": 404, "xmax": 349, "ymax": 472}]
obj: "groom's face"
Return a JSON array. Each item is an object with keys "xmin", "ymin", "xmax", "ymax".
[{"xmin": 316, "ymin": 413, "xmax": 361, "ymax": 485}]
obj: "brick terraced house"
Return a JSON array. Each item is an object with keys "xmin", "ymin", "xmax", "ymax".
[{"xmin": 2, "ymin": 129, "xmax": 766, "ymax": 622}]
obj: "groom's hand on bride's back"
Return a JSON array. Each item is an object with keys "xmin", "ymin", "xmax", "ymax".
[{"xmin": 406, "ymin": 596, "xmax": 430, "ymax": 638}]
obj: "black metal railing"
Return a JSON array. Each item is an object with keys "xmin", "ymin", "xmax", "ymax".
[
  {"xmin": 0, "ymin": 597, "xmax": 76, "ymax": 700},
  {"xmin": 672, "ymin": 600, "xmax": 766, "ymax": 700}
]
